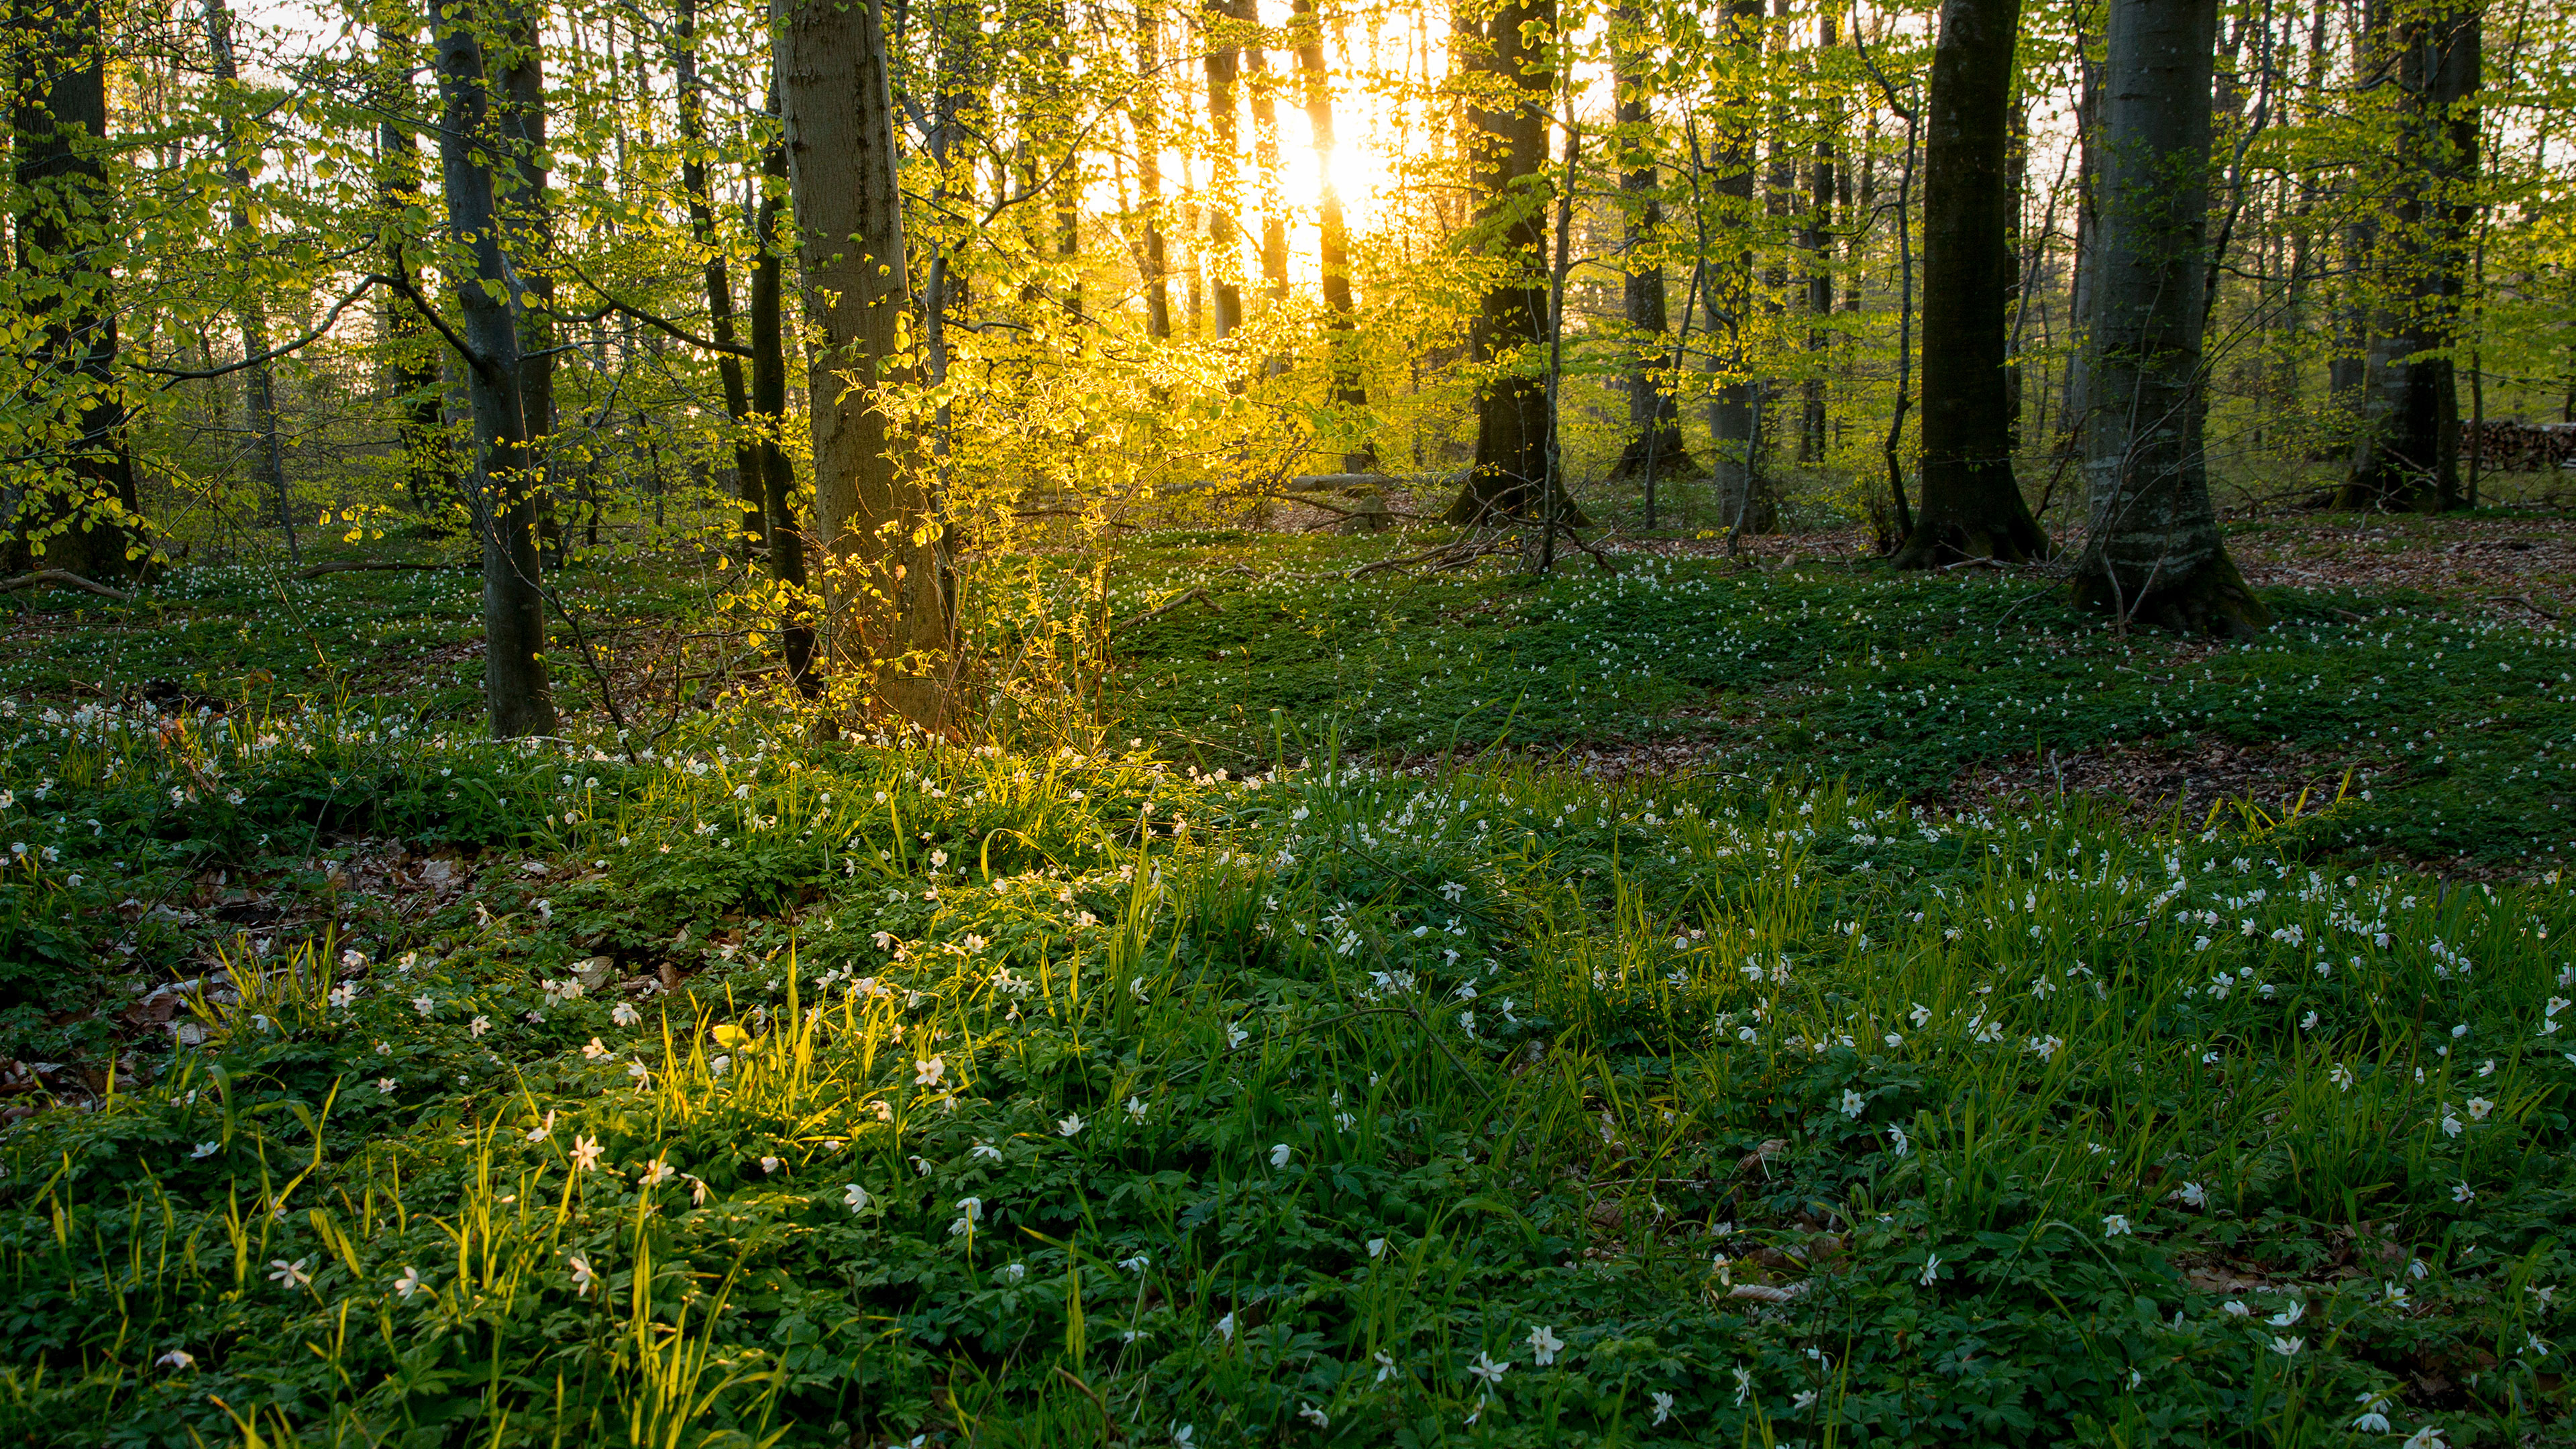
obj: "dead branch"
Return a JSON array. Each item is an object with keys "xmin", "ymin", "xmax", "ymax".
[{"xmin": 1, "ymin": 569, "xmax": 133, "ymax": 601}]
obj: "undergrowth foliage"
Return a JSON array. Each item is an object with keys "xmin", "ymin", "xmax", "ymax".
[{"xmin": 3, "ymin": 695, "xmax": 2573, "ymax": 1447}]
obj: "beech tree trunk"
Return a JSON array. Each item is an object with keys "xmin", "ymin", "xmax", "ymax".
[
  {"xmin": 750, "ymin": 104, "xmax": 813, "ymax": 696},
  {"xmin": 497, "ymin": 1, "xmax": 558, "ymax": 562},
  {"xmin": 674, "ymin": 0, "xmax": 763, "ymax": 553},
  {"xmin": 375, "ymin": 17, "xmax": 449, "ymax": 513},
  {"xmin": 433, "ymin": 5, "xmax": 555, "ymax": 736},
  {"xmin": 780, "ymin": 0, "xmax": 951, "ymax": 727},
  {"xmin": 1244, "ymin": 13, "xmax": 1290, "ymax": 315},
  {"xmin": 1200, "ymin": 0, "xmax": 1246, "ymax": 340},
  {"xmin": 1801, "ymin": 10, "xmax": 1838, "ymax": 466},
  {"xmin": 1703, "ymin": 0, "xmax": 1769, "ymax": 533},
  {"xmin": 203, "ymin": 0, "xmax": 295, "ymax": 564},
  {"xmin": 2336, "ymin": 2, "xmax": 2479, "ymax": 511},
  {"xmin": 1606, "ymin": 0, "xmax": 1693, "ymax": 485},
  {"xmin": 1896, "ymin": 0, "xmax": 2046, "ymax": 568},
  {"xmin": 2074, "ymin": 0, "xmax": 2267, "ymax": 637},
  {"xmin": 5, "ymin": 0, "xmax": 143, "ymax": 580},
  {"xmin": 1291, "ymin": 0, "xmax": 1368, "ymax": 458},
  {"xmin": 1134, "ymin": 0, "xmax": 1173, "ymax": 339},
  {"xmin": 1445, "ymin": 0, "xmax": 1580, "ymax": 528}
]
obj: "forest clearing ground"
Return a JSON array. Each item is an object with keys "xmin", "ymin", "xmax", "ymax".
[{"xmin": 3, "ymin": 512, "xmax": 2574, "ymax": 1447}]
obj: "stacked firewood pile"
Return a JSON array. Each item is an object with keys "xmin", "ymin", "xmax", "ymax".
[{"xmin": 2464, "ymin": 420, "xmax": 2576, "ymax": 472}]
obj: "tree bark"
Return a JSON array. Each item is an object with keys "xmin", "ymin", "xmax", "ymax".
[
  {"xmin": 2335, "ymin": 2, "xmax": 2479, "ymax": 511},
  {"xmin": 1134, "ymin": 0, "xmax": 1174, "ymax": 339},
  {"xmin": 674, "ymin": 0, "xmax": 764, "ymax": 553},
  {"xmin": 1244, "ymin": 11, "xmax": 1290, "ymax": 316},
  {"xmin": 1444, "ymin": 0, "xmax": 1581, "ymax": 527},
  {"xmin": 1200, "ymin": 0, "xmax": 1246, "ymax": 340},
  {"xmin": 1703, "ymin": 0, "xmax": 1769, "ymax": 533},
  {"xmin": 780, "ymin": 0, "xmax": 951, "ymax": 727},
  {"xmin": 433, "ymin": 5, "xmax": 555, "ymax": 736},
  {"xmin": 2326, "ymin": 0, "xmax": 2387, "ymax": 438},
  {"xmin": 1606, "ymin": 0, "xmax": 1694, "ymax": 485},
  {"xmin": 1801, "ymin": 10, "xmax": 1838, "ymax": 466},
  {"xmin": 1896, "ymin": 0, "xmax": 2045, "ymax": 568},
  {"xmin": 374, "ymin": 15, "xmax": 449, "ymax": 514},
  {"xmin": 496, "ymin": 1, "xmax": 558, "ymax": 561},
  {"xmin": 6, "ymin": 0, "xmax": 143, "ymax": 580},
  {"xmin": 1291, "ymin": 0, "xmax": 1369, "ymax": 459},
  {"xmin": 751, "ymin": 103, "xmax": 814, "ymax": 696},
  {"xmin": 202, "ymin": 0, "xmax": 296, "ymax": 564},
  {"xmin": 2074, "ymin": 0, "xmax": 2266, "ymax": 637}
]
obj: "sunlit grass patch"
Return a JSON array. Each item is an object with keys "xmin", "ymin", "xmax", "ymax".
[{"xmin": 5, "ymin": 699, "xmax": 2571, "ymax": 1445}]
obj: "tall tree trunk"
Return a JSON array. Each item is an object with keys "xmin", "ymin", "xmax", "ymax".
[
  {"xmin": 7, "ymin": 0, "xmax": 143, "ymax": 579},
  {"xmin": 1291, "ymin": 0, "xmax": 1368, "ymax": 461},
  {"xmin": 1607, "ymin": 0, "xmax": 1694, "ymax": 485},
  {"xmin": 1800, "ymin": 9, "xmax": 1837, "ymax": 466},
  {"xmin": 433, "ymin": 5, "xmax": 555, "ymax": 735},
  {"xmin": 1703, "ymin": 0, "xmax": 1768, "ymax": 531},
  {"xmin": 1444, "ymin": 0, "xmax": 1578, "ymax": 527},
  {"xmin": 1134, "ymin": 0, "xmax": 1174, "ymax": 339},
  {"xmin": 751, "ymin": 101, "xmax": 813, "ymax": 695},
  {"xmin": 1895, "ymin": 0, "xmax": 2045, "ymax": 568},
  {"xmin": 2326, "ymin": 0, "xmax": 2387, "ymax": 438},
  {"xmin": 780, "ymin": 0, "xmax": 950, "ymax": 727},
  {"xmin": 2059, "ymin": 0, "xmax": 2101, "ymax": 461},
  {"xmin": 1244, "ymin": 13, "xmax": 1291, "ymax": 315},
  {"xmin": 496, "ymin": 1, "xmax": 558, "ymax": 562},
  {"xmin": 1758, "ymin": 0, "xmax": 1793, "ymax": 481},
  {"xmin": 203, "ymin": 0, "xmax": 296, "ymax": 564},
  {"xmin": 2075, "ymin": 0, "xmax": 2266, "ymax": 637},
  {"xmin": 2336, "ymin": 2, "xmax": 2478, "ymax": 511},
  {"xmin": 674, "ymin": 0, "xmax": 763, "ymax": 553},
  {"xmin": 375, "ymin": 15, "xmax": 449, "ymax": 515},
  {"xmin": 1200, "ymin": 0, "xmax": 1246, "ymax": 339}
]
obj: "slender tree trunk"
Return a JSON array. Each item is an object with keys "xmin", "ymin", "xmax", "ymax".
[
  {"xmin": 1244, "ymin": 13, "xmax": 1291, "ymax": 314},
  {"xmin": 1607, "ymin": 0, "xmax": 1694, "ymax": 485},
  {"xmin": 203, "ymin": 0, "xmax": 296, "ymax": 564},
  {"xmin": 1134, "ymin": 0, "xmax": 1174, "ymax": 338},
  {"xmin": 2060, "ymin": 0, "xmax": 2101, "ymax": 461},
  {"xmin": 2336, "ymin": 2, "xmax": 2479, "ymax": 511},
  {"xmin": 1704, "ymin": 0, "xmax": 1768, "ymax": 531},
  {"xmin": 433, "ymin": 5, "xmax": 554, "ymax": 735},
  {"xmin": 1201, "ymin": 0, "xmax": 1246, "ymax": 339},
  {"xmin": 7, "ymin": 0, "xmax": 143, "ymax": 579},
  {"xmin": 2326, "ymin": 0, "xmax": 2386, "ymax": 439},
  {"xmin": 2076, "ymin": 0, "xmax": 2266, "ymax": 637},
  {"xmin": 1801, "ymin": 10, "xmax": 1837, "ymax": 466},
  {"xmin": 780, "ymin": 0, "xmax": 950, "ymax": 727},
  {"xmin": 1895, "ymin": 0, "xmax": 2046, "ymax": 568},
  {"xmin": 673, "ymin": 0, "xmax": 763, "ymax": 553},
  {"xmin": 496, "ymin": 1, "xmax": 558, "ymax": 563},
  {"xmin": 1444, "ymin": 0, "xmax": 1579, "ymax": 527},
  {"xmin": 1291, "ymin": 0, "xmax": 1368, "ymax": 460},
  {"xmin": 1759, "ymin": 0, "xmax": 1793, "ymax": 481},
  {"xmin": 750, "ymin": 100, "xmax": 813, "ymax": 695},
  {"xmin": 375, "ymin": 16, "xmax": 449, "ymax": 514}
]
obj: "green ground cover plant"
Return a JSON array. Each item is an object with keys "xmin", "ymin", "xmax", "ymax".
[{"xmin": 3, "ymin": 539, "xmax": 2571, "ymax": 1447}]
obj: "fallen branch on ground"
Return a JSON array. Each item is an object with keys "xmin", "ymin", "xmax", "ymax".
[
  {"xmin": 1, "ymin": 570, "xmax": 132, "ymax": 601},
  {"xmin": 1111, "ymin": 586, "xmax": 1222, "ymax": 635},
  {"xmin": 293, "ymin": 559, "xmax": 474, "ymax": 575}
]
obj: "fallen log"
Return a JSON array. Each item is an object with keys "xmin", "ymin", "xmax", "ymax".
[
  {"xmin": 293, "ymin": 561, "xmax": 470, "ymax": 580},
  {"xmin": 0, "ymin": 569, "xmax": 132, "ymax": 601}
]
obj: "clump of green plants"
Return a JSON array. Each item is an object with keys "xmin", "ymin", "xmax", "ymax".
[
  {"xmin": 4, "ymin": 691, "xmax": 2571, "ymax": 1447},
  {"xmin": 1108, "ymin": 537, "xmax": 2576, "ymax": 866}
]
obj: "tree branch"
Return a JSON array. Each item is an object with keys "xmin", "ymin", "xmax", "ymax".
[{"xmin": 134, "ymin": 278, "xmax": 382, "ymax": 384}]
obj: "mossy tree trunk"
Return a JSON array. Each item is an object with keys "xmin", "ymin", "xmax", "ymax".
[
  {"xmin": 2074, "ymin": 0, "xmax": 2267, "ymax": 639},
  {"xmin": 1894, "ymin": 0, "xmax": 2047, "ymax": 568}
]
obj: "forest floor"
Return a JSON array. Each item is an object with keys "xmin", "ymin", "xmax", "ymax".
[{"xmin": 3, "ymin": 504, "xmax": 2573, "ymax": 1448}]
